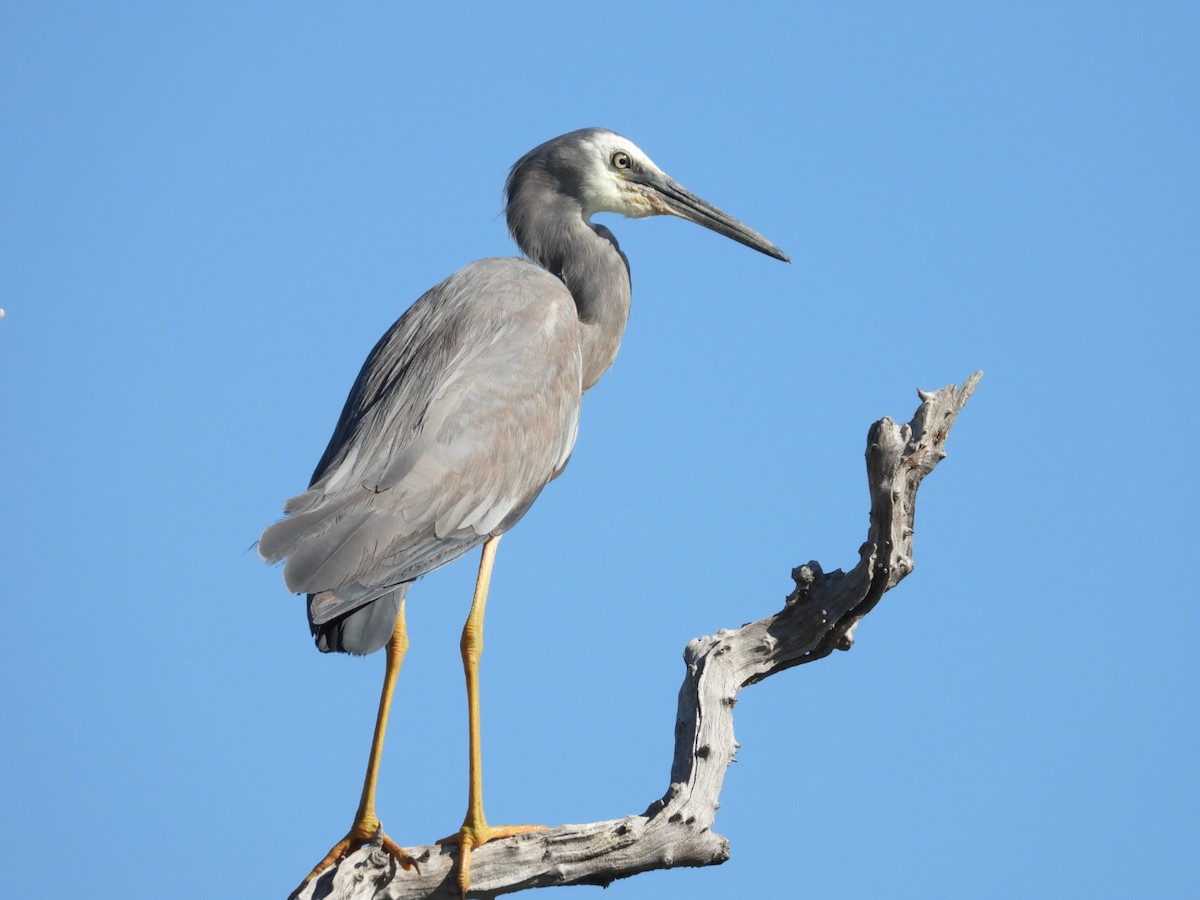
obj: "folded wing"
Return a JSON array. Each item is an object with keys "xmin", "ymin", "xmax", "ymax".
[{"xmin": 259, "ymin": 258, "xmax": 583, "ymax": 630}]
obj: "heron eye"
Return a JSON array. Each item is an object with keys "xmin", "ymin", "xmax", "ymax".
[{"xmin": 611, "ymin": 151, "xmax": 632, "ymax": 170}]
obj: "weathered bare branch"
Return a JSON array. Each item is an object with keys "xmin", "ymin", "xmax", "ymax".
[{"xmin": 294, "ymin": 372, "xmax": 982, "ymax": 900}]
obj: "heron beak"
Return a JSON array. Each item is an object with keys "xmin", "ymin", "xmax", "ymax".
[{"xmin": 638, "ymin": 171, "xmax": 790, "ymax": 263}]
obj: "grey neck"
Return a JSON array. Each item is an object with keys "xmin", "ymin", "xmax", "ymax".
[
  {"xmin": 508, "ymin": 191, "xmax": 632, "ymax": 392},
  {"xmin": 558, "ymin": 220, "xmax": 631, "ymax": 392}
]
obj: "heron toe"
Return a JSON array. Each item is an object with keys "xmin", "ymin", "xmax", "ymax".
[
  {"xmin": 438, "ymin": 821, "xmax": 548, "ymax": 897},
  {"xmin": 294, "ymin": 818, "xmax": 417, "ymax": 897}
]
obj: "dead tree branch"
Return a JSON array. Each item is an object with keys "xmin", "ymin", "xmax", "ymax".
[{"xmin": 295, "ymin": 372, "xmax": 982, "ymax": 900}]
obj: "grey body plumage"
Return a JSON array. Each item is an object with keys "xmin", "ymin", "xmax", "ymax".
[{"xmin": 260, "ymin": 127, "xmax": 787, "ymax": 655}]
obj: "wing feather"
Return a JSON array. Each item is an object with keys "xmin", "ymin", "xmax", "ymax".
[{"xmin": 259, "ymin": 257, "xmax": 583, "ymax": 627}]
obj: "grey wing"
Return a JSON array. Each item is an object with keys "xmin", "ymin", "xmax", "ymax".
[{"xmin": 259, "ymin": 258, "xmax": 582, "ymax": 625}]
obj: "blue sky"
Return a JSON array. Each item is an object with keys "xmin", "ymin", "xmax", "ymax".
[{"xmin": 2, "ymin": 3, "xmax": 1196, "ymax": 898}]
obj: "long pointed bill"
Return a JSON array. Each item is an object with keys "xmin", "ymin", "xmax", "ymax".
[{"xmin": 640, "ymin": 172, "xmax": 790, "ymax": 262}]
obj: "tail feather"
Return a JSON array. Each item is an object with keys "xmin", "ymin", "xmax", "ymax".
[{"xmin": 311, "ymin": 586, "xmax": 407, "ymax": 655}]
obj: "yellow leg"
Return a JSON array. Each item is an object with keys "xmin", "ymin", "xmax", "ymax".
[
  {"xmin": 439, "ymin": 535, "xmax": 545, "ymax": 896},
  {"xmin": 294, "ymin": 600, "xmax": 416, "ymax": 894}
]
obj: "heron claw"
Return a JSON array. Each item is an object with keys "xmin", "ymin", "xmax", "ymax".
[
  {"xmin": 292, "ymin": 820, "xmax": 417, "ymax": 897},
  {"xmin": 438, "ymin": 823, "xmax": 547, "ymax": 897}
]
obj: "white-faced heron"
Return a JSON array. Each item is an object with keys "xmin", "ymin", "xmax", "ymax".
[{"xmin": 260, "ymin": 127, "xmax": 788, "ymax": 895}]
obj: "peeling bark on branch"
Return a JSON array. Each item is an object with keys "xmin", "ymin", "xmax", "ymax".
[{"xmin": 294, "ymin": 373, "xmax": 982, "ymax": 900}]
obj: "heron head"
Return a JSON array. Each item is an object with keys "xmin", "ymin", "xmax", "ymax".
[
  {"xmin": 506, "ymin": 128, "xmax": 789, "ymax": 263},
  {"xmin": 570, "ymin": 129, "xmax": 789, "ymax": 262}
]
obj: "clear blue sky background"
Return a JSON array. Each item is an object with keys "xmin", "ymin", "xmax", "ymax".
[{"xmin": 3, "ymin": 3, "xmax": 1196, "ymax": 898}]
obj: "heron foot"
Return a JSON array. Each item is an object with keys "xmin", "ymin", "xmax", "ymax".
[
  {"xmin": 438, "ymin": 822, "xmax": 547, "ymax": 897},
  {"xmin": 292, "ymin": 816, "xmax": 418, "ymax": 897}
]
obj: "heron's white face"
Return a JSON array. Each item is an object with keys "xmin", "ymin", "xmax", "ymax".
[{"xmin": 577, "ymin": 132, "xmax": 671, "ymax": 220}]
